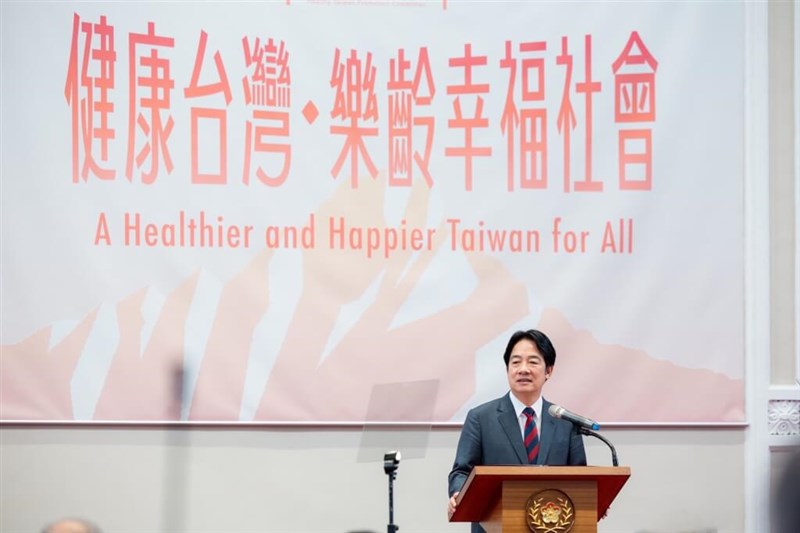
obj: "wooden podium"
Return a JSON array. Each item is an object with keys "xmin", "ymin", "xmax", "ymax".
[{"xmin": 449, "ymin": 466, "xmax": 630, "ymax": 533}]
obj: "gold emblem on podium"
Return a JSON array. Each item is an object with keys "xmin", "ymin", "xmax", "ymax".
[{"xmin": 525, "ymin": 489, "xmax": 575, "ymax": 533}]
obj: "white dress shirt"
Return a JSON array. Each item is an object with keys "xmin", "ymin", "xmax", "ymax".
[{"xmin": 508, "ymin": 392, "xmax": 544, "ymax": 441}]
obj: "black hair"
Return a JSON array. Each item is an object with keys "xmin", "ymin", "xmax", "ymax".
[{"xmin": 502, "ymin": 329, "xmax": 556, "ymax": 368}]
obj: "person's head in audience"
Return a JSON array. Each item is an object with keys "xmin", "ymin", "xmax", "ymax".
[{"xmin": 42, "ymin": 518, "xmax": 102, "ymax": 533}]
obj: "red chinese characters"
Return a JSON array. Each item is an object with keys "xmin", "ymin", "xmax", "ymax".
[
  {"xmin": 613, "ymin": 31, "xmax": 657, "ymax": 190},
  {"xmin": 557, "ymin": 35, "xmax": 603, "ymax": 193},
  {"xmin": 242, "ymin": 37, "xmax": 291, "ymax": 187},
  {"xmin": 62, "ymin": 11, "xmax": 658, "ymax": 196},
  {"xmin": 184, "ymin": 31, "xmax": 232, "ymax": 185},
  {"xmin": 500, "ymin": 40, "xmax": 547, "ymax": 191},
  {"xmin": 555, "ymin": 36, "xmax": 576, "ymax": 193},
  {"xmin": 330, "ymin": 48, "xmax": 379, "ymax": 187},
  {"xmin": 65, "ymin": 13, "xmax": 116, "ymax": 183},
  {"xmin": 125, "ymin": 22, "xmax": 175, "ymax": 184},
  {"xmin": 446, "ymin": 44, "xmax": 491, "ymax": 191},
  {"xmin": 387, "ymin": 48, "xmax": 435, "ymax": 187}
]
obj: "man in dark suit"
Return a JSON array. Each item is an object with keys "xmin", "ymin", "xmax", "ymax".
[
  {"xmin": 447, "ymin": 329, "xmax": 586, "ymax": 531},
  {"xmin": 773, "ymin": 445, "xmax": 800, "ymax": 533}
]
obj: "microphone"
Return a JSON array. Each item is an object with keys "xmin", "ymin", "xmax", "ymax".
[
  {"xmin": 548, "ymin": 404, "xmax": 601, "ymax": 431},
  {"xmin": 549, "ymin": 404, "xmax": 619, "ymax": 466}
]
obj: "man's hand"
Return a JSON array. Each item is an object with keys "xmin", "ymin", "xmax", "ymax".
[{"xmin": 447, "ymin": 492, "xmax": 460, "ymax": 519}]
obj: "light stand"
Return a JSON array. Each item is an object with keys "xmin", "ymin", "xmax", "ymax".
[{"xmin": 383, "ymin": 450, "xmax": 401, "ymax": 533}]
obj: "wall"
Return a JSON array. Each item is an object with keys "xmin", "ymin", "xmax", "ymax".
[{"xmin": 1, "ymin": 426, "xmax": 744, "ymax": 533}]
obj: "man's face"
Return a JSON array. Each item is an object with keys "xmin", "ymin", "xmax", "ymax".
[{"xmin": 506, "ymin": 338, "xmax": 553, "ymax": 403}]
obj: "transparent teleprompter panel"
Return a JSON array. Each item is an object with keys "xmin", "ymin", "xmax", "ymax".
[{"xmin": 356, "ymin": 379, "xmax": 440, "ymax": 463}]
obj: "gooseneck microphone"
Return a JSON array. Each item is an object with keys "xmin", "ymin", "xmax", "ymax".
[
  {"xmin": 549, "ymin": 404, "xmax": 619, "ymax": 466},
  {"xmin": 548, "ymin": 404, "xmax": 601, "ymax": 431}
]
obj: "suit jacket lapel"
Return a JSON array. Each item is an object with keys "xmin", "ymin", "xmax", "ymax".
[
  {"xmin": 498, "ymin": 393, "xmax": 528, "ymax": 464},
  {"xmin": 537, "ymin": 399, "xmax": 556, "ymax": 465}
]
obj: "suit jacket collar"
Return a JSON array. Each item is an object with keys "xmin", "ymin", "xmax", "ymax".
[
  {"xmin": 537, "ymin": 398, "xmax": 556, "ymax": 465},
  {"xmin": 497, "ymin": 393, "xmax": 528, "ymax": 464}
]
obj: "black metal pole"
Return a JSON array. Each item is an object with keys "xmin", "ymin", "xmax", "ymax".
[{"xmin": 387, "ymin": 471, "xmax": 398, "ymax": 533}]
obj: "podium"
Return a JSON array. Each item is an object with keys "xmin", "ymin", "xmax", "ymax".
[{"xmin": 449, "ymin": 466, "xmax": 630, "ymax": 533}]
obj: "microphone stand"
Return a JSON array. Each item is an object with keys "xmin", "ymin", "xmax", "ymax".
[
  {"xmin": 384, "ymin": 450, "xmax": 401, "ymax": 533},
  {"xmin": 387, "ymin": 468, "xmax": 398, "ymax": 533},
  {"xmin": 578, "ymin": 427, "xmax": 619, "ymax": 467}
]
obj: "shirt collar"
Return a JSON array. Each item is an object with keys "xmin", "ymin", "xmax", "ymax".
[{"xmin": 508, "ymin": 392, "xmax": 544, "ymax": 419}]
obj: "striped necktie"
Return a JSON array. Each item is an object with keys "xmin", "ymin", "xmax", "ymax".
[{"xmin": 523, "ymin": 407, "xmax": 540, "ymax": 464}]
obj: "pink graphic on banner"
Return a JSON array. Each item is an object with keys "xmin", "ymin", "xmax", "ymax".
[
  {"xmin": 253, "ymin": 176, "xmax": 528, "ymax": 421},
  {"xmin": 0, "ymin": 177, "xmax": 528, "ymax": 422},
  {"xmin": 93, "ymin": 275, "xmax": 199, "ymax": 420},
  {"xmin": 188, "ymin": 252, "xmax": 273, "ymax": 420},
  {"xmin": 540, "ymin": 308, "xmax": 744, "ymax": 423},
  {"xmin": 1, "ymin": 310, "xmax": 99, "ymax": 420}
]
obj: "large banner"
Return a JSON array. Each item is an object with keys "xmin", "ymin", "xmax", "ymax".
[{"xmin": 0, "ymin": 1, "xmax": 744, "ymax": 424}]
